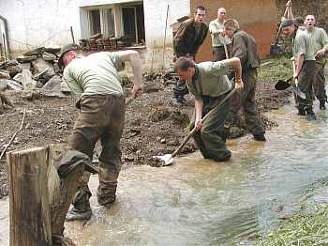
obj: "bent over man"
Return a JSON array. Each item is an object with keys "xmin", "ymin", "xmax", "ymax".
[
  {"xmin": 173, "ymin": 5, "xmax": 209, "ymax": 104},
  {"xmin": 175, "ymin": 56, "xmax": 243, "ymax": 162},
  {"xmin": 224, "ymin": 19, "xmax": 266, "ymax": 140},
  {"xmin": 59, "ymin": 44, "xmax": 143, "ymax": 220}
]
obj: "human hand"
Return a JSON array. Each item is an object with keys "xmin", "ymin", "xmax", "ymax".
[
  {"xmin": 131, "ymin": 84, "xmax": 143, "ymax": 98},
  {"xmin": 194, "ymin": 118, "xmax": 203, "ymax": 131},
  {"xmin": 315, "ymin": 49, "xmax": 326, "ymax": 59},
  {"xmin": 235, "ymin": 77, "xmax": 244, "ymax": 89}
]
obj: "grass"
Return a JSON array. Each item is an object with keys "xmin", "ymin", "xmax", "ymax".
[
  {"xmin": 258, "ymin": 56, "xmax": 293, "ymax": 83},
  {"xmin": 258, "ymin": 205, "xmax": 328, "ymax": 246}
]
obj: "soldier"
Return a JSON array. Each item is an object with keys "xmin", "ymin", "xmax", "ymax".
[
  {"xmin": 209, "ymin": 7, "xmax": 231, "ymax": 61},
  {"xmin": 173, "ymin": 5, "xmax": 209, "ymax": 104},
  {"xmin": 58, "ymin": 44, "xmax": 143, "ymax": 221},
  {"xmin": 175, "ymin": 56, "xmax": 243, "ymax": 162},
  {"xmin": 224, "ymin": 19, "xmax": 266, "ymax": 140},
  {"xmin": 281, "ymin": 19, "xmax": 319, "ymax": 120},
  {"xmin": 304, "ymin": 15, "xmax": 328, "ymax": 109}
]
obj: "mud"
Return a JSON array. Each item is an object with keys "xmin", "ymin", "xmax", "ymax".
[{"xmin": 0, "ymin": 63, "xmax": 292, "ymax": 199}]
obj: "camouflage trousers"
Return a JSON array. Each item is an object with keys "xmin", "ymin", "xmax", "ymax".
[
  {"xmin": 69, "ymin": 94, "xmax": 125, "ymax": 210},
  {"xmin": 190, "ymin": 93, "xmax": 232, "ymax": 162},
  {"xmin": 313, "ymin": 62, "xmax": 327, "ymax": 103},
  {"xmin": 230, "ymin": 69, "xmax": 264, "ymax": 135}
]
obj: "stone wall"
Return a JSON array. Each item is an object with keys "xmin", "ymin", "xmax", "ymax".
[{"xmin": 275, "ymin": 0, "xmax": 328, "ymax": 30}]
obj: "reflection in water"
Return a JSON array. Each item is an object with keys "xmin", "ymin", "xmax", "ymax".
[{"xmin": 1, "ymin": 104, "xmax": 328, "ymax": 245}]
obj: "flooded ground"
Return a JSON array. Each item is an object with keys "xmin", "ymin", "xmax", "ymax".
[{"xmin": 1, "ymin": 102, "xmax": 328, "ymax": 245}]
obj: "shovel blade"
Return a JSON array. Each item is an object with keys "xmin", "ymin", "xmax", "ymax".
[
  {"xmin": 153, "ymin": 154, "xmax": 175, "ymax": 166},
  {"xmin": 275, "ymin": 79, "xmax": 291, "ymax": 90}
]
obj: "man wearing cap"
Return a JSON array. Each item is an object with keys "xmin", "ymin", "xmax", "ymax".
[
  {"xmin": 281, "ymin": 19, "xmax": 319, "ymax": 120},
  {"xmin": 304, "ymin": 15, "xmax": 328, "ymax": 110},
  {"xmin": 224, "ymin": 19, "xmax": 266, "ymax": 141},
  {"xmin": 209, "ymin": 7, "xmax": 231, "ymax": 61},
  {"xmin": 173, "ymin": 5, "xmax": 209, "ymax": 104},
  {"xmin": 175, "ymin": 56, "xmax": 243, "ymax": 162},
  {"xmin": 58, "ymin": 44, "xmax": 143, "ymax": 221}
]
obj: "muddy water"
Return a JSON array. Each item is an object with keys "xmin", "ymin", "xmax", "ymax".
[{"xmin": 1, "ymin": 104, "xmax": 328, "ymax": 245}]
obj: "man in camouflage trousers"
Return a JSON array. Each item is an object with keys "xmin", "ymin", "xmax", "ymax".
[
  {"xmin": 304, "ymin": 15, "xmax": 328, "ymax": 110},
  {"xmin": 173, "ymin": 5, "xmax": 209, "ymax": 104},
  {"xmin": 59, "ymin": 44, "xmax": 143, "ymax": 221},
  {"xmin": 224, "ymin": 19, "xmax": 266, "ymax": 140}
]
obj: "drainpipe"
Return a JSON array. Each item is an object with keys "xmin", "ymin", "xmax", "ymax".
[{"xmin": 0, "ymin": 15, "xmax": 10, "ymax": 59}]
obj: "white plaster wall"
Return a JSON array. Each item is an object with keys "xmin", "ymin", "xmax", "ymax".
[
  {"xmin": 0, "ymin": 0, "xmax": 82, "ymax": 54},
  {"xmin": 0, "ymin": 0, "xmax": 190, "ymax": 70},
  {"xmin": 143, "ymin": 0, "xmax": 190, "ymax": 70}
]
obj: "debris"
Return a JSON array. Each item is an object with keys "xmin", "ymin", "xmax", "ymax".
[
  {"xmin": 0, "ymin": 70, "xmax": 10, "ymax": 79},
  {"xmin": 41, "ymin": 75, "xmax": 65, "ymax": 97},
  {"xmin": 32, "ymin": 58, "xmax": 56, "ymax": 80},
  {"xmin": 16, "ymin": 55, "xmax": 38, "ymax": 63},
  {"xmin": 13, "ymin": 69, "xmax": 37, "ymax": 90},
  {"xmin": 0, "ymin": 109, "xmax": 26, "ymax": 160}
]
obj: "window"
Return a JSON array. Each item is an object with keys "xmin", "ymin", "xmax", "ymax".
[{"xmin": 80, "ymin": 2, "xmax": 145, "ymax": 46}]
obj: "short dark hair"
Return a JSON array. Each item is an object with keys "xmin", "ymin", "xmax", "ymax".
[
  {"xmin": 175, "ymin": 57, "xmax": 195, "ymax": 71},
  {"xmin": 280, "ymin": 19, "xmax": 295, "ymax": 28},
  {"xmin": 195, "ymin": 5, "xmax": 206, "ymax": 12}
]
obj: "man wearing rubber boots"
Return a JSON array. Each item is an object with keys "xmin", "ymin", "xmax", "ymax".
[
  {"xmin": 59, "ymin": 44, "xmax": 143, "ymax": 221},
  {"xmin": 224, "ymin": 19, "xmax": 266, "ymax": 141},
  {"xmin": 175, "ymin": 56, "xmax": 243, "ymax": 162},
  {"xmin": 173, "ymin": 5, "xmax": 209, "ymax": 104},
  {"xmin": 281, "ymin": 19, "xmax": 319, "ymax": 120},
  {"xmin": 304, "ymin": 15, "xmax": 328, "ymax": 110}
]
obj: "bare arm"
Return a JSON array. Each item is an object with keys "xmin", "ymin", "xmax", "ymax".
[
  {"xmin": 194, "ymin": 98, "xmax": 204, "ymax": 130},
  {"xmin": 225, "ymin": 57, "xmax": 243, "ymax": 88},
  {"xmin": 118, "ymin": 50, "xmax": 143, "ymax": 98},
  {"xmin": 294, "ymin": 54, "xmax": 304, "ymax": 79}
]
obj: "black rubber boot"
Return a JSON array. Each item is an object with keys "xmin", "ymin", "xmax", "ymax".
[
  {"xmin": 320, "ymin": 100, "xmax": 326, "ymax": 110},
  {"xmin": 66, "ymin": 190, "xmax": 92, "ymax": 221},
  {"xmin": 253, "ymin": 133, "xmax": 266, "ymax": 141},
  {"xmin": 297, "ymin": 108, "xmax": 306, "ymax": 116},
  {"xmin": 306, "ymin": 108, "xmax": 316, "ymax": 121}
]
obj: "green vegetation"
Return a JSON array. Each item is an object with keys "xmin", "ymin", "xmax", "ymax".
[
  {"xmin": 258, "ymin": 205, "xmax": 328, "ymax": 245},
  {"xmin": 258, "ymin": 56, "xmax": 293, "ymax": 83}
]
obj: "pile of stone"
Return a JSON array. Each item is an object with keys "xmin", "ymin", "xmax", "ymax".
[{"xmin": 0, "ymin": 47, "xmax": 70, "ymax": 99}]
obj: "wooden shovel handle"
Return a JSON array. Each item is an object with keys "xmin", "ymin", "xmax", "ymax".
[{"xmin": 171, "ymin": 88, "xmax": 236, "ymax": 158}]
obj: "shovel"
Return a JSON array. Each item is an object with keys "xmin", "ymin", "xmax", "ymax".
[
  {"xmin": 274, "ymin": 61, "xmax": 306, "ymax": 99},
  {"xmin": 153, "ymin": 88, "xmax": 236, "ymax": 166}
]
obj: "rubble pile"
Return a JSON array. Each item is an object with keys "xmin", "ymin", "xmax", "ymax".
[{"xmin": 0, "ymin": 47, "xmax": 70, "ymax": 101}]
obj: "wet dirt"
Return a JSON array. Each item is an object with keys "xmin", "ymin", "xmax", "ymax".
[{"xmin": 0, "ymin": 74, "xmax": 291, "ymax": 199}]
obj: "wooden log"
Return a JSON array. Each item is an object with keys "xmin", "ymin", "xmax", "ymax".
[{"xmin": 8, "ymin": 147, "xmax": 52, "ymax": 246}]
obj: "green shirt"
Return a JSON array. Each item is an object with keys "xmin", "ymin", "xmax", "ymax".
[
  {"xmin": 187, "ymin": 61, "xmax": 232, "ymax": 100},
  {"xmin": 209, "ymin": 19, "xmax": 231, "ymax": 47},
  {"xmin": 293, "ymin": 28, "xmax": 315, "ymax": 61},
  {"xmin": 306, "ymin": 27, "xmax": 328, "ymax": 59},
  {"xmin": 63, "ymin": 52, "xmax": 125, "ymax": 98}
]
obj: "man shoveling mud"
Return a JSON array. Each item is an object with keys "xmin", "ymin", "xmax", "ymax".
[
  {"xmin": 281, "ymin": 19, "xmax": 320, "ymax": 120},
  {"xmin": 59, "ymin": 44, "xmax": 143, "ymax": 221},
  {"xmin": 175, "ymin": 56, "xmax": 243, "ymax": 162},
  {"xmin": 224, "ymin": 19, "xmax": 266, "ymax": 141},
  {"xmin": 173, "ymin": 5, "xmax": 209, "ymax": 104},
  {"xmin": 304, "ymin": 15, "xmax": 328, "ymax": 110}
]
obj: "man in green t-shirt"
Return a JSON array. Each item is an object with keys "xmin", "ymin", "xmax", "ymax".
[
  {"xmin": 304, "ymin": 15, "xmax": 328, "ymax": 109},
  {"xmin": 281, "ymin": 19, "xmax": 320, "ymax": 120},
  {"xmin": 175, "ymin": 56, "xmax": 243, "ymax": 162},
  {"xmin": 59, "ymin": 44, "xmax": 143, "ymax": 221}
]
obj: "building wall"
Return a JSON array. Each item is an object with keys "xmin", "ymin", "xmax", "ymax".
[
  {"xmin": 191, "ymin": 0, "xmax": 277, "ymax": 61},
  {"xmin": 0, "ymin": 0, "xmax": 189, "ymax": 71},
  {"xmin": 0, "ymin": 0, "xmax": 81, "ymax": 54}
]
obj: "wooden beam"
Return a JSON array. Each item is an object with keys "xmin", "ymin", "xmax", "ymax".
[{"xmin": 8, "ymin": 147, "xmax": 52, "ymax": 246}]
